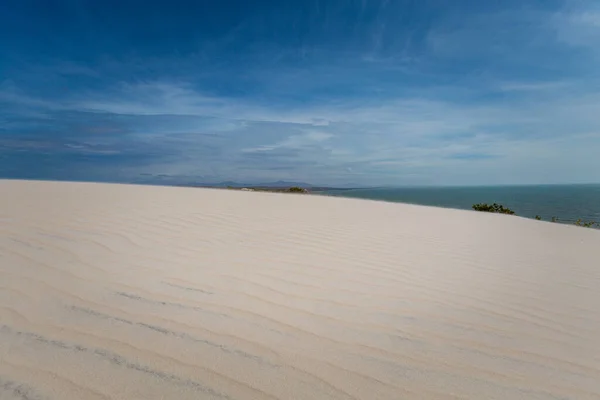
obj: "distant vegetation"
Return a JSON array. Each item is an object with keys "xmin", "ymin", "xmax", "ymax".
[
  {"xmin": 287, "ymin": 186, "xmax": 307, "ymax": 193},
  {"xmin": 549, "ymin": 217, "xmax": 598, "ymax": 228},
  {"xmin": 472, "ymin": 203, "xmax": 599, "ymax": 228},
  {"xmin": 574, "ymin": 219, "xmax": 598, "ymax": 228},
  {"xmin": 471, "ymin": 203, "xmax": 515, "ymax": 215},
  {"xmin": 225, "ymin": 185, "xmax": 308, "ymax": 194}
]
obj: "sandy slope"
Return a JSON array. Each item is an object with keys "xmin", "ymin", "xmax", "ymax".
[{"xmin": 1, "ymin": 180, "xmax": 599, "ymax": 400}]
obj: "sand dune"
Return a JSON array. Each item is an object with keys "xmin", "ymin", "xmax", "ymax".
[{"xmin": 1, "ymin": 179, "xmax": 599, "ymax": 400}]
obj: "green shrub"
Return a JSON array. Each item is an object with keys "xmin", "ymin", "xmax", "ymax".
[
  {"xmin": 472, "ymin": 203, "xmax": 515, "ymax": 215},
  {"xmin": 473, "ymin": 206, "xmax": 598, "ymax": 228},
  {"xmin": 288, "ymin": 186, "xmax": 307, "ymax": 193},
  {"xmin": 575, "ymin": 219, "xmax": 598, "ymax": 228}
]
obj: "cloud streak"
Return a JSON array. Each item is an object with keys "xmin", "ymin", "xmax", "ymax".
[{"xmin": 1, "ymin": 0, "xmax": 600, "ymax": 186}]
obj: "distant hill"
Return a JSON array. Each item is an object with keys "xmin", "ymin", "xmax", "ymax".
[{"xmin": 133, "ymin": 175, "xmax": 368, "ymax": 190}]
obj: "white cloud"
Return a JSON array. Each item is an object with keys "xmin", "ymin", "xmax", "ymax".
[
  {"xmin": 242, "ymin": 130, "xmax": 333, "ymax": 152},
  {"xmin": 0, "ymin": 82, "xmax": 58, "ymax": 110},
  {"xmin": 496, "ymin": 81, "xmax": 570, "ymax": 92},
  {"xmin": 5, "ymin": 14, "xmax": 600, "ymax": 188},
  {"xmin": 553, "ymin": 7, "xmax": 600, "ymax": 52}
]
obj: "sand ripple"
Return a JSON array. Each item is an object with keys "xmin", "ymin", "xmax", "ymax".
[{"xmin": 1, "ymin": 180, "xmax": 600, "ymax": 399}]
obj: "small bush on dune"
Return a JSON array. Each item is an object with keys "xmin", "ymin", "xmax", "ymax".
[
  {"xmin": 471, "ymin": 203, "xmax": 515, "ymax": 215},
  {"xmin": 472, "ymin": 205, "xmax": 598, "ymax": 228},
  {"xmin": 288, "ymin": 186, "xmax": 307, "ymax": 193},
  {"xmin": 575, "ymin": 219, "xmax": 598, "ymax": 228},
  {"xmin": 534, "ymin": 216, "xmax": 597, "ymax": 228}
]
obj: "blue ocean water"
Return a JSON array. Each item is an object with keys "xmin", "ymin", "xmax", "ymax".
[{"xmin": 322, "ymin": 185, "xmax": 600, "ymax": 225}]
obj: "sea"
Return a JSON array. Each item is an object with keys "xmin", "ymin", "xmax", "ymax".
[{"xmin": 321, "ymin": 184, "xmax": 600, "ymax": 226}]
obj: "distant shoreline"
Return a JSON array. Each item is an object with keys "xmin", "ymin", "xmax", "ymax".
[{"xmin": 176, "ymin": 184, "xmax": 368, "ymax": 193}]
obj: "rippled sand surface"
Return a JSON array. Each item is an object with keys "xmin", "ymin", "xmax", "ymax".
[{"xmin": 1, "ymin": 180, "xmax": 600, "ymax": 400}]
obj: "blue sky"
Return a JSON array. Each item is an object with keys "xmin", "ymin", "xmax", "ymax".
[{"xmin": 1, "ymin": 0, "xmax": 600, "ymax": 186}]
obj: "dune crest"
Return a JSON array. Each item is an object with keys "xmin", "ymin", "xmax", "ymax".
[{"xmin": 1, "ymin": 180, "xmax": 599, "ymax": 400}]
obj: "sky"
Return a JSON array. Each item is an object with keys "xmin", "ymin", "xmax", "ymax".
[{"xmin": 1, "ymin": 0, "xmax": 600, "ymax": 187}]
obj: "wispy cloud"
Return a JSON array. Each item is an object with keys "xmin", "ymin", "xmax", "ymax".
[
  {"xmin": 1, "ymin": 0, "xmax": 600, "ymax": 185},
  {"xmin": 496, "ymin": 81, "xmax": 571, "ymax": 92},
  {"xmin": 242, "ymin": 131, "xmax": 333, "ymax": 153},
  {"xmin": 555, "ymin": 8, "xmax": 600, "ymax": 50}
]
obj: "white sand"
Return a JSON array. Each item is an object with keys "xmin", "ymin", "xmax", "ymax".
[{"xmin": 1, "ymin": 179, "xmax": 599, "ymax": 400}]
